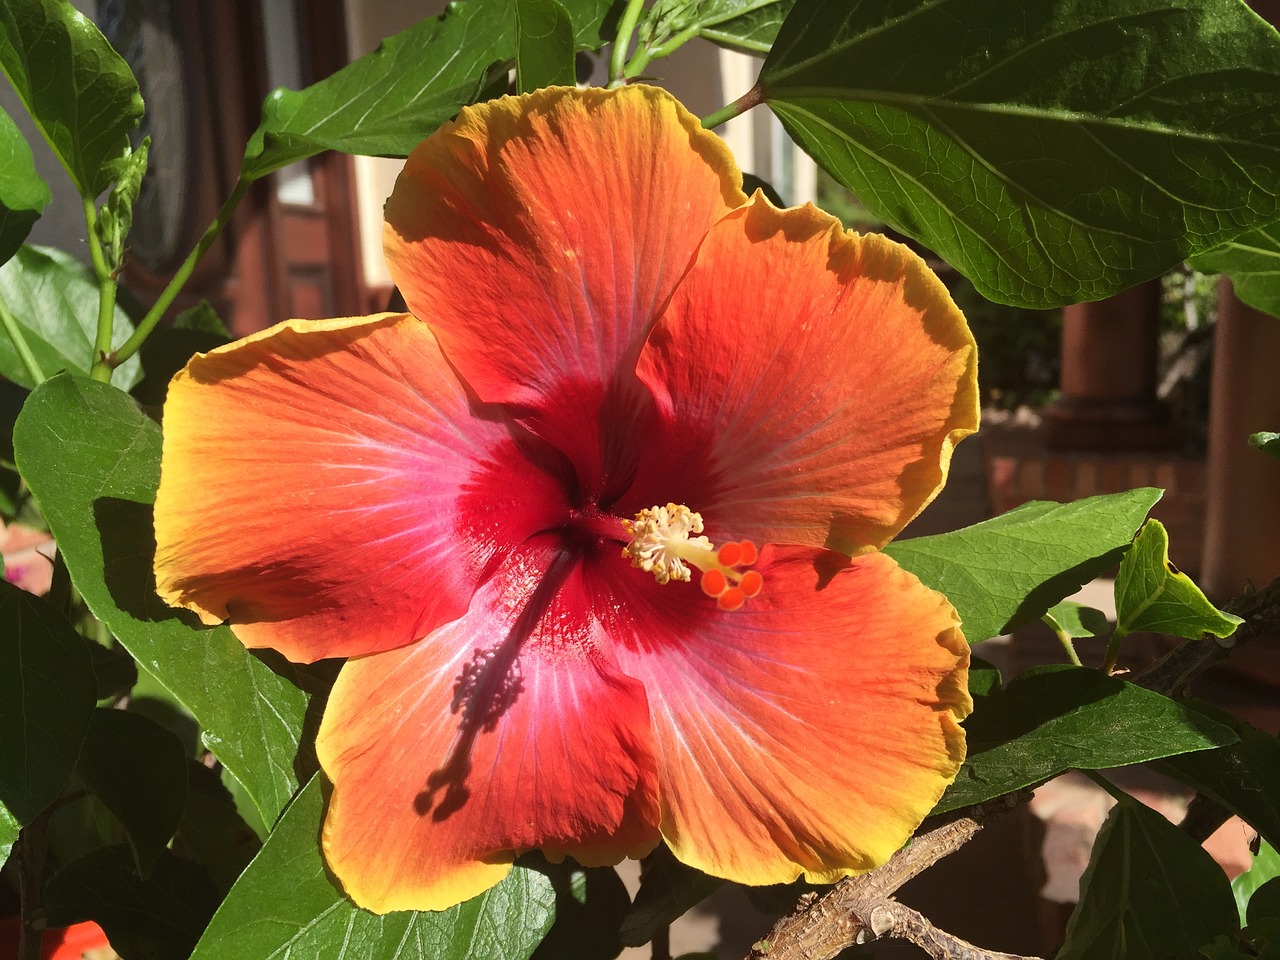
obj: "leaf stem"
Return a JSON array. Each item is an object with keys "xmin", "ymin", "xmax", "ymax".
[
  {"xmin": 82, "ymin": 197, "xmax": 118, "ymax": 383},
  {"xmin": 1045, "ymin": 619, "xmax": 1084, "ymax": 667},
  {"xmin": 110, "ymin": 177, "xmax": 252, "ymax": 369},
  {"xmin": 1101, "ymin": 625, "xmax": 1129, "ymax": 675},
  {"xmin": 0, "ymin": 293, "xmax": 45, "ymax": 385},
  {"xmin": 609, "ymin": 0, "xmax": 647, "ymax": 88},
  {"xmin": 702, "ymin": 83, "xmax": 763, "ymax": 129}
]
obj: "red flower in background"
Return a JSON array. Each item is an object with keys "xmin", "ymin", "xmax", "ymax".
[{"xmin": 154, "ymin": 86, "xmax": 978, "ymax": 913}]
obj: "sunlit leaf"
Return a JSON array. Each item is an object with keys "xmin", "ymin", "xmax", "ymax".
[
  {"xmin": 13, "ymin": 374, "xmax": 308, "ymax": 827},
  {"xmin": 885, "ymin": 489, "xmax": 1160, "ymax": 643},
  {"xmin": 241, "ymin": 0, "xmax": 614, "ymax": 180},
  {"xmin": 1232, "ymin": 841, "xmax": 1280, "ymax": 925},
  {"xmin": 1114, "ymin": 519, "xmax": 1243, "ymax": 640},
  {"xmin": 0, "ymin": 0, "xmax": 143, "ymax": 198},
  {"xmin": 760, "ymin": 0, "xmax": 1280, "ymax": 307},
  {"xmin": 0, "ymin": 803, "xmax": 17, "ymax": 870},
  {"xmin": 1189, "ymin": 222, "xmax": 1280, "ymax": 320},
  {"xmin": 1058, "ymin": 789, "xmax": 1238, "ymax": 960},
  {"xmin": 935, "ymin": 665, "xmax": 1237, "ymax": 814},
  {"xmin": 189, "ymin": 777, "xmax": 558, "ymax": 960},
  {"xmin": 1043, "ymin": 601, "xmax": 1110, "ymax": 640},
  {"xmin": 0, "ymin": 106, "xmax": 49, "ymax": 266},
  {"xmin": 0, "ymin": 580, "xmax": 96, "ymax": 825},
  {"xmin": 76, "ymin": 708, "xmax": 188, "ymax": 876},
  {"xmin": 638, "ymin": 0, "xmax": 796, "ymax": 58},
  {"xmin": 1249, "ymin": 431, "xmax": 1280, "ymax": 460},
  {"xmin": 0, "ymin": 244, "xmax": 142, "ymax": 389}
]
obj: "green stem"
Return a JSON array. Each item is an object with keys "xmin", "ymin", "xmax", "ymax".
[
  {"xmin": 624, "ymin": 22, "xmax": 701, "ymax": 78},
  {"xmin": 701, "ymin": 83, "xmax": 763, "ymax": 129},
  {"xmin": 0, "ymin": 293, "xmax": 45, "ymax": 385},
  {"xmin": 1101, "ymin": 625, "xmax": 1129, "ymax": 676},
  {"xmin": 82, "ymin": 197, "xmax": 118, "ymax": 383},
  {"xmin": 608, "ymin": 0, "xmax": 647, "ymax": 88},
  {"xmin": 110, "ymin": 177, "xmax": 252, "ymax": 369},
  {"xmin": 1047, "ymin": 623, "xmax": 1083, "ymax": 667}
]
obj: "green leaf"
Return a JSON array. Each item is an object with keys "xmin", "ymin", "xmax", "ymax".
[
  {"xmin": 0, "ymin": 580, "xmax": 96, "ymax": 825},
  {"xmin": 620, "ymin": 845, "xmax": 723, "ymax": 947},
  {"xmin": 1189, "ymin": 221, "xmax": 1280, "ymax": 319},
  {"xmin": 638, "ymin": 0, "xmax": 796, "ymax": 57},
  {"xmin": 0, "ymin": 244, "xmax": 142, "ymax": 389},
  {"xmin": 76, "ymin": 708, "xmax": 188, "ymax": 876},
  {"xmin": 0, "ymin": 106, "xmax": 49, "ymax": 266},
  {"xmin": 1043, "ymin": 601, "xmax": 1110, "ymax": 639},
  {"xmin": 1155, "ymin": 700, "xmax": 1280, "ymax": 851},
  {"xmin": 884, "ymin": 489, "xmax": 1161, "ymax": 643},
  {"xmin": 1250, "ymin": 431, "xmax": 1280, "ymax": 460},
  {"xmin": 190, "ymin": 777, "xmax": 558, "ymax": 960},
  {"xmin": 0, "ymin": 802, "xmax": 17, "ymax": 870},
  {"xmin": 1115, "ymin": 519, "xmax": 1243, "ymax": 640},
  {"xmin": 516, "ymin": 0, "xmax": 575, "ymax": 93},
  {"xmin": 13, "ymin": 374, "xmax": 308, "ymax": 827},
  {"xmin": 760, "ymin": 0, "xmax": 1280, "ymax": 308},
  {"xmin": 1058, "ymin": 789, "xmax": 1239, "ymax": 960},
  {"xmin": 96, "ymin": 138, "xmax": 149, "ymax": 273},
  {"xmin": 1233, "ymin": 841, "xmax": 1280, "ymax": 925},
  {"xmin": 172, "ymin": 299, "xmax": 230, "ymax": 336},
  {"xmin": 0, "ymin": 0, "xmax": 144, "ymax": 198},
  {"xmin": 968, "ymin": 654, "xmax": 1002, "ymax": 698},
  {"xmin": 240, "ymin": 0, "xmax": 613, "ymax": 181},
  {"xmin": 45, "ymin": 845, "xmax": 221, "ymax": 960},
  {"xmin": 174, "ymin": 761, "xmax": 260, "ymax": 895},
  {"xmin": 531, "ymin": 860, "xmax": 630, "ymax": 960},
  {"xmin": 935, "ymin": 664, "xmax": 1237, "ymax": 814}
]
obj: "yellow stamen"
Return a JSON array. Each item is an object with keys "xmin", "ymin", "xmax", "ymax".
[{"xmin": 623, "ymin": 503, "xmax": 762, "ymax": 610}]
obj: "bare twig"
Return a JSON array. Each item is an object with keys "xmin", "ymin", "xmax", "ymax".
[
  {"xmin": 745, "ymin": 795, "xmax": 1042, "ymax": 960},
  {"xmin": 16, "ymin": 808, "xmax": 51, "ymax": 960}
]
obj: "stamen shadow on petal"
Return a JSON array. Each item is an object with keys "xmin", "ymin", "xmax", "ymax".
[{"xmin": 414, "ymin": 548, "xmax": 577, "ymax": 822}]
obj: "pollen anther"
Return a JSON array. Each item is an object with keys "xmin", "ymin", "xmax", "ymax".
[{"xmin": 623, "ymin": 503, "xmax": 763, "ymax": 611}]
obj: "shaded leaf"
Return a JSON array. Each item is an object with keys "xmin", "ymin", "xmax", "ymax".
[
  {"xmin": 0, "ymin": 244, "xmax": 142, "ymax": 389},
  {"xmin": 76, "ymin": 708, "xmax": 188, "ymax": 876},
  {"xmin": 13, "ymin": 374, "xmax": 308, "ymax": 827},
  {"xmin": 190, "ymin": 777, "xmax": 558, "ymax": 960},
  {"xmin": 516, "ymin": 0, "xmax": 575, "ymax": 93},
  {"xmin": 0, "ymin": 579, "xmax": 96, "ymax": 824},
  {"xmin": 935, "ymin": 664, "xmax": 1237, "ymax": 814},
  {"xmin": 1156, "ymin": 700, "xmax": 1280, "ymax": 851},
  {"xmin": 45, "ymin": 845, "xmax": 220, "ymax": 960},
  {"xmin": 0, "ymin": 105, "xmax": 49, "ymax": 266},
  {"xmin": 1058, "ymin": 789, "xmax": 1239, "ymax": 960},
  {"xmin": 885, "ymin": 489, "xmax": 1160, "ymax": 643},
  {"xmin": 620, "ymin": 845, "xmax": 723, "ymax": 947},
  {"xmin": 532, "ymin": 860, "xmax": 630, "ymax": 960},
  {"xmin": 241, "ymin": 0, "xmax": 614, "ymax": 180},
  {"xmin": 1189, "ymin": 222, "xmax": 1280, "ymax": 319},
  {"xmin": 1250, "ymin": 431, "xmax": 1280, "ymax": 460},
  {"xmin": 760, "ymin": 0, "xmax": 1280, "ymax": 308},
  {"xmin": 173, "ymin": 762, "xmax": 260, "ymax": 895},
  {"xmin": 0, "ymin": 0, "xmax": 143, "ymax": 198},
  {"xmin": 1044, "ymin": 601, "xmax": 1110, "ymax": 639},
  {"xmin": 1115, "ymin": 519, "xmax": 1243, "ymax": 640},
  {"xmin": 967, "ymin": 654, "xmax": 1002, "ymax": 698}
]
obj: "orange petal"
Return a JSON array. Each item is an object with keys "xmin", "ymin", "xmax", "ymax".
[
  {"xmin": 628, "ymin": 196, "xmax": 978, "ymax": 554},
  {"xmin": 598, "ymin": 547, "xmax": 969, "ymax": 885},
  {"xmin": 154, "ymin": 314, "xmax": 572, "ymax": 663},
  {"xmin": 384, "ymin": 86, "xmax": 745, "ymax": 496},
  {"xmin": 317, "ymin": 540, "xmax": 661, "ymax": 913}
]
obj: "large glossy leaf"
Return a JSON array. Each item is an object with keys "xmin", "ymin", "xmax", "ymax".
[
  {"xmin": 1156, "ymin": 700, "xmax": 1280, "ymax": 851},
  {"xmin": 189, "ymin": 777, "xmax": 558, "ymax": 960},
  {"xmin": 0, "ymin": 245, "xmax": 142, "ymax": 389},
  {"xmin": 884, "ymin": 489, "xmax": 1160, "ymax": 643},
  {"xmin": 45, "ymin": 846, "xmax": 221, "ymax": 960},
  {"xmin": 76, "ymin": 708, "xmax": 188, "ymax": 876},
  {"xmin": 1190, "ymin": 221, "xmax": 1280, "ymax": 319},
  {"xmin": 0, "ymin": 106, "xmax": 49, "ymax": 266},
  {"xmin": 0, "ymin": 0, "xmax": 143, "ymax": 198},
  {"xmin": 760, "ymin": 0, "xmax": 1280, "ymax": 308},
  {"xmin": 1058, "ymin": 789, "xmax": 1239, "ymax": 960},
  {"xmin": 934, "ymin": 664, "xmax": 1237, "ymax": 814},
  {"xmin": 1233, "ymin": 841, "xmax": 1280, "ymax": 925},
  {"xmin": 637, "ymin": 0, "xmax": 796, "ymax": 58},
  {"xmin": 516, "ymin": 0, "xmax": 575, "ymax": 93},
  {"xmin": 13, "ymin": 374, "xmax": 308, "ymax": 827},
  {"xmin": 1114, "ymin": 519, "xmax": 1243, "ymax": 640},
  {"xmin": 0, "ymin": 580, "xmax": 96, "ymax": 825},
  {"xmin": 240, "ymin": 0, "xmax": 614, "ymax": 180}
]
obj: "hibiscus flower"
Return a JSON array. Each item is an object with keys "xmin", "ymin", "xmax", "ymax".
[{"xmin": 153, "ymin": 85, "xmax": 978, "ymax": 914}]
